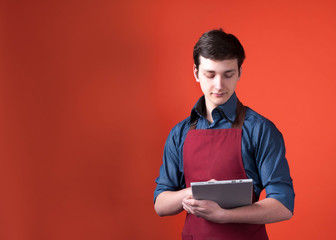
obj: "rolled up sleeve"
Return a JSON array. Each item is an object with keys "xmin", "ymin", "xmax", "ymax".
[
  {"xmin": 254, "ymin": 120, "xmax": 295, "ymax": 213},
  {"xmin": 154, "ymin": 127, "xmax": 185, "ymax": 203}
]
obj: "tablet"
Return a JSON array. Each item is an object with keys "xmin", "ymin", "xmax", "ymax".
[{"xmin": 191, "ymin": 179, "xmax": 253, "ymax": 209}]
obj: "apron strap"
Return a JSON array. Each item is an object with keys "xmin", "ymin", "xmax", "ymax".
[
  {"xmin": 189, "ymin": 100, "xmax": 246, "ymax": 130},
  {"xmin": 231, "ymin": 100, "xmax": 246, "ymax": 129},
  {"xmin": 189, "ymin": 119, "xmax": 198, "ymax": 130}
]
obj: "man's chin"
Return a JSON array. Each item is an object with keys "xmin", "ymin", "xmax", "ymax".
[{"xmin": 213, "ymin": 98, "xmax": 229, "ymax": 106}]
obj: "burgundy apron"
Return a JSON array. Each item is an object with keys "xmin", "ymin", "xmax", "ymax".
[{"xmin": 182, "ymin": 101, "xmax": 268, "ymax": 240}]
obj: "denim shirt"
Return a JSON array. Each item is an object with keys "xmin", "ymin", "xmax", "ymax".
[{"xmin": 154, "ymin": 93, "xmax": 295, "ymax": 213}]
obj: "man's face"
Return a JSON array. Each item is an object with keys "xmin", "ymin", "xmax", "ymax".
[{"xmin": 194, "ymin": 56, "xmax": 241, "ymax": 113}]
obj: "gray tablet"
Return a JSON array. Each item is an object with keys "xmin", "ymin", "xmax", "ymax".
[{"xmin": 191, "ymin": 179, "xmax": 253, "ymax": 209}]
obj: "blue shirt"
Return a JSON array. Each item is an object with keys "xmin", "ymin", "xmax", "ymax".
[{"xmin": 154, "ymin": 93, "xmax": 295, "ymax": 213}]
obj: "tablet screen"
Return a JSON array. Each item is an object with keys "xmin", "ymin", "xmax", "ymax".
[{"xmin": 191, "ymin": 179, "xmax": 253, "ymax": 209}]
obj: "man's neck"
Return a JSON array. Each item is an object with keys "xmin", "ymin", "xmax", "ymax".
[{"xmin": 205, "ymin": 105, "xmax": 215, "ymax": 124}]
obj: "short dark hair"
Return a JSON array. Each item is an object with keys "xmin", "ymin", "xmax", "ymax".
[{"xmin": 193, "ymin": 29, "xmax": 245, "ymax": 71}]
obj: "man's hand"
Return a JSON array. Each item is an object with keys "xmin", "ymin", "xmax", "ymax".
[
  {"xmin": 182, "ymin": 195, "xmax": 293, "ymax": 224},
  {"xmin": 182, "ymin": 195, "xmax": 226, "ymax": 223},
  {"xmin": 154, "ymin": 187, "xmax": 192, "ymax": 216}
]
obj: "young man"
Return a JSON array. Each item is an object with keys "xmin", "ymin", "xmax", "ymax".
[{"xmin": 154, "ymin": 29, "xmax": 295, "ymax": 239}]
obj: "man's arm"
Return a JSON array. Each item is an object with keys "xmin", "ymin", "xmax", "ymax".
[
  {"xmin": 182, "ymin": 196, "xmax": 292, "ymax": 224},
  {"xmin": 154, "ymin": 188, "xmax": 191, "ymax": 216},
  {"xmin": 154, "ymin": 120, "xmax": 191, "ymax": 217}
]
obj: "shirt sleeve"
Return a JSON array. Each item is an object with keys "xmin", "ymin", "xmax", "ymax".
[
  {"xmin": 154, "ymin": 126, "xmax": 186, "ymax": 203},
  {"xmin": 253, "ymin": 119, "xmax": 295, "ymax": 213}
]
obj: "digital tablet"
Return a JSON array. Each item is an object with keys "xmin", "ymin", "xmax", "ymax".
[{"xmin": 191, "ymin": 179, "xmax": 253, "ymax": 209}]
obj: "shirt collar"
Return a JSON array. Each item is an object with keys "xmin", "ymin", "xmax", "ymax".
[{"xmin": 190, "ymin": 92, "xmax": 238, "ymax": 123}]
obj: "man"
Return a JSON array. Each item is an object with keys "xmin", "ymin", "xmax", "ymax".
[{"xmin": 154, "ymin": 29, "xmax": 295, "ymax": 239}]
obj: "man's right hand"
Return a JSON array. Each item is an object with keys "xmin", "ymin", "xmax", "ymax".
[{"xmin": 154, "ymin": 187, "xmax": 192, "ymax": 216}]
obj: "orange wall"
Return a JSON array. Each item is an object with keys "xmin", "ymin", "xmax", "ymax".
[{"xmin": 1, "ymin": 0, "xmax": 336, "ymax": 239}]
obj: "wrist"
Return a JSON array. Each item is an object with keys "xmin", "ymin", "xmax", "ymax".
[
  {"xmin": 183, "ymin": 187, "xmax": 192, "ymax": 198},
  {"xmin": 218, "ymin": 208, "xmax": 231, "ymax": 224}
]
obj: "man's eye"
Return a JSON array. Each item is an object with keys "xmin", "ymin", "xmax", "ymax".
[
  {"xmin": 224, "ymin": 74, "xmax": 234, "ymax": 78},
  {"xmin": 206, "ymin": 75, "xmax": 215, "ymax": 79}
]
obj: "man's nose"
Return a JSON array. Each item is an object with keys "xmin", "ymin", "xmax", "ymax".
[{"xmin": 214, "ymin": 76, "xmax": 223, "ymax": 89}]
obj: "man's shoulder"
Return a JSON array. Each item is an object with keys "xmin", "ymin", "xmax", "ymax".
[
  {"xmin": 244, "ymin": 106, "xmax": 280, "ymax": 133},
  {"xmin": 245, "ymin": 107, "xmax": 268, "ymax": 123},
  {"xmin": 163, "ymin": 116, "xmax": 192, "ymax": 149},
  {"xmin": 169, "ymin": 116, "xmax": 191, "ymax": 137}
]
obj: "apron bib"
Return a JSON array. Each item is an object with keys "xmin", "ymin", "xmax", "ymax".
[{"xmin": 182, "ymin": 101, "xmax": 268, "ymax": 240}]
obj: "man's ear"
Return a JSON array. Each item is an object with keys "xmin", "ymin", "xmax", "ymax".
[
  {"xmin": 193, "ymin": 64, "xmax": 200, "ymax": 82},
  {"xmin": 238, "ymin": 66, "xmax": 242, "ymax": 81}
]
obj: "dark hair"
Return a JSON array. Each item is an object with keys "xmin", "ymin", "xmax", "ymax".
[{"xmin": 193, "ymin": 29, "xmax": 245, "ymax": 72}]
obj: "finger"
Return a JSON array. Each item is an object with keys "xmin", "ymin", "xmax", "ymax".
[
  {"xmin": 182, "ymin": 202, "xmax": 188, "ymax": 211},
  {"xmin": 182, "ymin": 195, "xmax": 193, "ymax": 204},
  {"xmin": 182, "ymin": 202, "xmax": 194, "ymax": 214},
  {"xmin": 184, "ymin": 198, "xmax": 199, "ymax": 207},
  {"xmin": 183, "ymin": 195, "xmax": 193, "ymax": 200},
  {"xmin": 182, "ymin": 203, "xmax": 190, "ymax": 213}
]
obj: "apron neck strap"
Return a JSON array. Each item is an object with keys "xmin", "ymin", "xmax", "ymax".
[{"xmin": 231, "ymin": 100, "xmax": 246, "ymax": 129}]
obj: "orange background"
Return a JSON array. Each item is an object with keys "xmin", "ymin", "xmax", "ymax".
[{"xmin": 1, "ymin": 0, "xmax": 336, "ymax": 239}]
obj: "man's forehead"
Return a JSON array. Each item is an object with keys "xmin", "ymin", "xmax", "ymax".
[
  {"xmin": 199, "ymin": 57, "xmax": 239, "ymax": 71},
  {"xmin": 199, "ymin": 56, "xmax": 238, "ymax": 63}
]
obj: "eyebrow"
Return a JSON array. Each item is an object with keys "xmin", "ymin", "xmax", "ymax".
[{"xmin": 203, "ymin": 69, "xmax": 236, "ymax": 74}]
